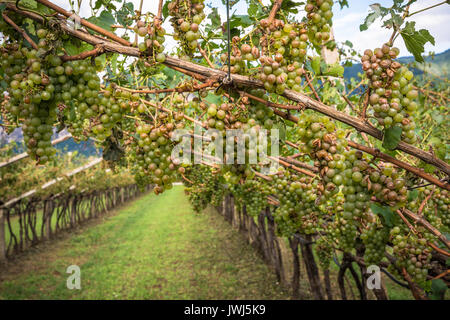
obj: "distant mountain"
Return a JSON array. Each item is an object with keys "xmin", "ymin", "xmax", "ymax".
[
  {"xmin": 54, "ymin": 138, "xmax": 101, "ymax": 158},
  {"xmin": 0, "ymin": 127, "xmax": 100, "ymax": 157},
  {"xmin": 344, "ymin": 49, "xmax": 450, "ymax": 81}
]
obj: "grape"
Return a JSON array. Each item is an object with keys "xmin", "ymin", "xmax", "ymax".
[
  {"xmin": 361, "ymin": 222, "xmax": 389, "ymax": 265},
  {"xmin": 305, "ymin": 0, "xmax": 334, "ymax": 46},
  {"xmin": 256, "ymin": 21, "xmax": 308, "ymax": 94},
  {"xmin": 229, "ymin": 179, "xmax": 268, "ymax": 217},
  {"xmin": 167, "ymin": 0, "xmax": 205, "ymax": 59},
  {"xmin": 390, "ymin": 230, "xmax": 432, "ymax": 284},
  {"xmin": 182, "ymin": 165, "xmax": 222, "ymax": 212},
  {"xmin": 135, "ymin": 18, "xmax": 166, "ymax": 65},
  {"xmin": 362, "ymin": 44, "xmax": 418, "ymax": 143},
  {"xmin": 127, "ymin": 107, "xmax": 180, "ymax": 194}
]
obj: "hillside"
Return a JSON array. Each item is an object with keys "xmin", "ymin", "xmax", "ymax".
[{"xmin": 344, "ymin": 49, "xmax": 450, "ymax": 81}]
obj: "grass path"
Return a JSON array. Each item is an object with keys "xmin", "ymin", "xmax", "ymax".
[{"xmin": 0, "ymin": 186, "xmax": 290, "ymax": 300}]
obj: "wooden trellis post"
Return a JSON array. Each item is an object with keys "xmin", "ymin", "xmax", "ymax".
[
  {"xmin": 0, "ymin": 208, "xmax": 6, "ymax": 262},
  {"xmin": 44, "ymin": 199, "xmax": 52, "ymax": 240}
]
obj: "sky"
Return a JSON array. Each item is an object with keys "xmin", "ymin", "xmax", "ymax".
[{"xmin": 51, "ymin": 0, "xmax": 450, "ymax": 56}]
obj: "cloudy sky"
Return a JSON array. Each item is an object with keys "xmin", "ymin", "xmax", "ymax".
[{"xmin": 52, "ymin": 0, "xmax": 450, "ymax": 56}]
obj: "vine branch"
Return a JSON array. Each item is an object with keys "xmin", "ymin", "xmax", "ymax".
[
  {"xmin": 61, "ymin": 45, "xmax": 105, "ymax": 61},
  {"xmin": 1, "ymin": 12, "xmax": 38, "ymax": 50},
  {"xmin": 267, "ymin": 0, "xmax": 283, "ymax": 25},
  {"xmin": 407, "ymin": 1, "xmax": 448, "ymax": 17}
]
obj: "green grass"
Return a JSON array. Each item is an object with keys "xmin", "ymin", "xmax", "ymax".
[{"xmin": 0, "ymin": 186, "xmax": 290, "ymax": 300}]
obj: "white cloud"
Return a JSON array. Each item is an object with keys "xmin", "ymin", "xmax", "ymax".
[
  {"xmin": 333, "ymin": 1, "xmax": 450, "ymax": 56},
  {"xmin": 333, "ymin": 12, "xmax": 364, "ymax": 29}
]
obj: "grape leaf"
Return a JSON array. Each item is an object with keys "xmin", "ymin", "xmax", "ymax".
[
  {"xmin": 116, "ymin": 2, "xmax": 134, "ymax": 27},
  {"xmin": 382, "ymin": 13, "xmax": 403, "ymax": 29},
  {"xmin": 360, "ymin": 4, "xmax": 382, "ymax": 31},
  {"xmin": 281, "ymin": 0, "xmax": 304, "ymax": 14},
  {"xmin": 109, "ymin": 53, "xmax": 118, "ymax": 74},
  {"xmin": 205, "ymin": 93, "xmax": 222, "ymax": 105},
  {"xmin": 323, "ymin": 63, "xmax": 345, "ymax": 77},
  {"xmin": 382, "ymin": 126, "xmax": 402, "ymax": 150},
  {"xmin": 431, "ymin": 110, "xmax": 444, "ymax": 124},
  {"xmin": 337, "ymin": 0, "xmax": 349, "ymax": 9},
  {"xmin": 94, "ymin": 0, "xmax": 117, "ymax": 11},
  {"xmin": 343, "ymin": 60, "xmax": 353, "ymax": 67},
  {"xmin": 23, "ymin": 18, "xmax": 36, "ymax": 36},
  {"xmin": 319, "ymin": 60, "xmax": 328, "ymax": 74},
  {"xmin": 311, "ymin": 56, "xmax": 321, "ymax": 75},
  {"xmin": 18, "ymin": 0, "xmax": 37, "ymax": 9},
  {"xmin": 407, "ymin": 189, "xmax": 419, "ymax": 202},
  {"xmin": 370, "ymin": 203, "xmax": 394, "ymax": 228},
  {"xmin": 162, "ymin": 1, "xmax": 169, "ymax": 19},
  {"xmin": 400, "ymin": 22, "xmax": 435, "ymax": 63},
  {"xmin": 230, "ymin": 15, "xmax": 253, "ymax": 29},
  {"xmin": 208, "ymin": 7, "xmax": 221, "ymax": 30},
  {"xmin": 430, "ymin": 279, "xmax": 447, "ymax": 300},
  {"xmin": 35, "ymin": 2, "xmax": 53, "ymax": 15},
  {"xmin": 64, "ymin": 40, "xmax": 93, "ymax": 56},
  {"xmin": 248, "ymin": 2, "xmax": 259, "ymax": 17},
  {"xmin": 86, "ymin": 10, "xmax": 116, "ymax": 32},
  {"xmin": 230, "ymin": 28, "xmax": 240, "ymax": 38}
]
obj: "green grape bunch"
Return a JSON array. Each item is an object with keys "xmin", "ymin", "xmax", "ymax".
[
  {"xmin": 135, "ymin": 19, "xmax": 167, "ymax": 64},
  {"xmin": 305, "ymin": 0, "xmax": 334, "ymax": 46},
  {"xmin": 362, "ymin": 44, "xmax": 418, "ymax": 144},
  {"xmin": 390, "ymin": 226, "xmax": 432, "ymax": 285},
  {"xmin": 167, "ymin": 0, "xmax": 206, "ymax": 60},
  {"xmin": 257, "ymin": 20, "xmax": 308, "ymax": 94}
]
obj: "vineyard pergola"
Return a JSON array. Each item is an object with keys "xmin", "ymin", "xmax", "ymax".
[{"xmin": 0, "ymin": 0, "xmax": 449, "ymax": 300}]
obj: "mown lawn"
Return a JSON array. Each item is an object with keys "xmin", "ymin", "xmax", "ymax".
[{"xmin": 0, "ymin": 186, "xmax": 290, "ymax": 300}]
